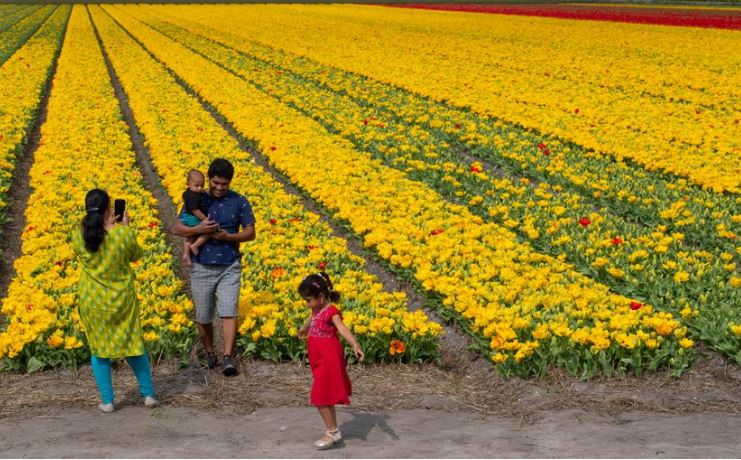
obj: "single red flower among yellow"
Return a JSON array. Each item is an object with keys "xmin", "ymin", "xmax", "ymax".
[
  {"xmin": 630, "ymin": 301, "xmax": 643, "ymax": 311},
  {"xmin": 612, "ymin": 237, "xmax": 623, "ymax": 246},
  {"xmin": 578, "ymin": 217, "xmax": 591, "ymax": 227},
  {"xmin": 271, "ymin": 267, "xmax": 286, "ymax": 279},
  {"xmin": 389, "ymin": 339, "xmax": 406, "ymax": 356}
]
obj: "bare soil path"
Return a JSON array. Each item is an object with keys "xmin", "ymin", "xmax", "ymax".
[{"xmin": 1, "ymin": 353, "xmax": 740, "ymax": 458}]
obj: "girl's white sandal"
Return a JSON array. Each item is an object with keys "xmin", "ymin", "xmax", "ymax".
[{"xmin": 313, "ymin": 429, "xmax": 342, "ymax": 449}]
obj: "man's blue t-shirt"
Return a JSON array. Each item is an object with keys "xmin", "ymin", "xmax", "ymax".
[{"xmin": 180, "ymin": 190, "xmax": 255, "ymax": 266}]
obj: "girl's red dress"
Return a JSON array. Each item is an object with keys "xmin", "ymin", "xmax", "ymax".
[{"xmin": 307, "ymin": 304, "xmax": 352, "ymax": 406}]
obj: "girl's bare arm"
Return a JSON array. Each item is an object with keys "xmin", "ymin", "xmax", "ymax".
[
  {"xmin": 297, "ymin": 317, "xmax": 311, "ymax": 339},
  {"xmin": 192, "ymin": 209, "xmax": 208, "ymax": 221},
  {"xmin": 332, "ymin": 315, "xmax": 365, "ymax": 362}
]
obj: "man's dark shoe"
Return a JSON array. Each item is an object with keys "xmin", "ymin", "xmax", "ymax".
[
  {"xmin": 222, "ymin": 355, "xmax": 238, "ymax": 377},
  {"xmin": 206, "ymin": 352, "xmax": 218, "ymax": 369}
]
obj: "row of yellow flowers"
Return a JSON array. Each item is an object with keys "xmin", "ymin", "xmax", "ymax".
[
  {"xmin": 144, "ymin": 4, "xmax": 739, "ymax": 258},
  {"xmin": 90, "ymin": 4, "xmax": 441, "ymax": 364},
  {"xmin": 106, "ymin": 4, "xmax": 694, "ymax": 377},
  {"xmin": 0, "ymin": 5, "xmax": 40, "ymax": 31},
  {"xmin": 0, "ymin": 5, "xmax": 69, "ymax": 230},
  {"xmin": 0, "ymin": 6, "xmax": 195, "ymax": 372},
  {"xmin": 122, "ymin": 7, "xmax": 740, "ymax": 363},
  {"xmin": 0, "ymin": 4, "xmax": 56, "ymax": 66},
  {"xmin": 151, "ymin": 4, "xmax": 740, "ymax": 194}
]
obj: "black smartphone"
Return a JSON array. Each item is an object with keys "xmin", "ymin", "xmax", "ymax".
[{"xmin": 114, "ymin": 199, "xmax": 126, "ymax": 222}]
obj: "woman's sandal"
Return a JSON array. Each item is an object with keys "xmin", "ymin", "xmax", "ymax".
[{"xmin": 313, "ymin": 429, "xmax": 342, "ymax": 449}]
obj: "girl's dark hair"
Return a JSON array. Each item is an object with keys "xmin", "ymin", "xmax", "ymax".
[
  {"xmin": 298, "ymin": 272, "xmax": 341, "ymax": 303},
  {"xmin": 82, "ymin": 189, "xmax": 110, "ymax": 252},
  {"xmin": 208, "ymin": 158, "xmax": 234, "ymax": 181}
]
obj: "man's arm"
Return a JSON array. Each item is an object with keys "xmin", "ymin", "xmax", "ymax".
[
  {"xmin": 212, "ymin": 224, "xmax": 256, "ymax": 243},
  {"xmin": 172, "ymin": 218, "xmax": 219, "ymax": 238}
]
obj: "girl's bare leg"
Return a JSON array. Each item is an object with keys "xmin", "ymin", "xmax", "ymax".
[{"xmin": 317, "ymin": 405, "xmax": 338, "ymax": 431}]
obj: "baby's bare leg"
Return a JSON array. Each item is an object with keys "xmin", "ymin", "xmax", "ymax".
[
  {"xmin": 182, "ymin": 238, "xmax": 194, "ymax": 267},
  {"xmin": 190, "ymin": 234, "xmax": 210, "ymax": 256}
]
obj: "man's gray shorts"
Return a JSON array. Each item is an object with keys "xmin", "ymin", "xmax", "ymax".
[{"xmin": 190, "ymin": 261, "xmax": 241, "ymax": 324}]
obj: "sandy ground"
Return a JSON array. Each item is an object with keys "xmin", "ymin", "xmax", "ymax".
[
  {"xmin": 2, "ymin": 406, "xmax": 740, "ymax": 458},
  {"xmin": 1, "ymin": 355, "xmax": 740, "ymax": 458}
]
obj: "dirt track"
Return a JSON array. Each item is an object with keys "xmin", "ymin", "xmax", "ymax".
[
  {"xmin": 1, "ymin": 354, "xmax": 740, "ymax": 458},
  {"xmin": 2, "ymin": 405, "xmax": 740, "ymax": 458}
]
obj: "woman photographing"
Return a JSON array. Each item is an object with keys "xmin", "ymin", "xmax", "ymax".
[{"xmin": 72, "ymin": 189, "xmax": 158, "ymax": 413}]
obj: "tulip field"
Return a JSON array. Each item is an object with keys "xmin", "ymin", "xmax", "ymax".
[{"xmin": 0, "ymin": 3, "xmax": 739, "ymax": 378}]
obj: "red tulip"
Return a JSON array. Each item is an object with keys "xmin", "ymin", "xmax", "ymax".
[
  {"xmin": 318, "ymin": 262, "xmax": 327, "ymax": 270},
  {"xmin": 470, "ymin": 163, "xmax": 483, "ymax": 173},
  {"xmin": 454, "ymin": 123, "xmax": 462, "ymax": 129},
  {"xmin": 612, "ymin": 237, "xmax": 623, "ymax": 246},
  {"xmin": 574, "ymin": 108, "xmax": 580, "ymax": 114},
  {"xmin": 578, "ymin": 217, "xmax": 591, "ymax": 227},
  {"xmin": 538, "ymin": 143, "xmax": 546, "ymax": 150},
  {"xmin": 544, "ymin": 149, "xmax": 551, "ymax": 156},
  {"xmin": 269, "ymin": 218, "xmax": 277, "ymax": 225},
  {"xmin": 430, "ymin": 228, "xmax": 444, "ymax": 236},
  {"xmin": 630, "ymin": 301, "xmax": 643, "ymax": 311}
]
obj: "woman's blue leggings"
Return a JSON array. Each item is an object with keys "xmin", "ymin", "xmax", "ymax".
[{"xmin": 91, "ymin": 354, "xmax": 154, "ymax": 404}]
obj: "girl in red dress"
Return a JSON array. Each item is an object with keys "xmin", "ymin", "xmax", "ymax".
[{"xmin": 298, "ymin": 272, "xmax": 365, "ymax": 450}]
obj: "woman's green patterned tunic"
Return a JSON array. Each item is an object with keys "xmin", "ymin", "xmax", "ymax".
[{"xmin": 73, "ymin": 225, "xmax": 144, "ymax": 358}]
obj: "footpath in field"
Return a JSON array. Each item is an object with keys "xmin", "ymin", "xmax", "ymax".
[
  {"xmin": 1, "ymin": 356, "xmax": 740, "ymax": 458},
  {"xmin": 2, "ymin": 406, "xmax": 740, "ymax": 458}
]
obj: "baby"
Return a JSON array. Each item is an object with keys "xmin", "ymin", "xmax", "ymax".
[{"xmin": 181, "ymin": 169, "xmax": 211, "ymax": 266}]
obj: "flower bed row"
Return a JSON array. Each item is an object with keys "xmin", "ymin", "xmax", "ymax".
[
  {"xmin": 0, "ymin": 5, "xmax": 70, "ymax": 234},
  {"xmin": 104, "ymin": 4, "xmax": 695, "ymax": 377},
  {"xmin": 0, "ymin": 6, "xmax": 195, "ymax": 372},
  {"xmin": 123, "ymin": 8, "xmax": 740, "ymax": 363},
  {"xmin": 390, "ymin": 4, "xmax": 741, "ymax": 30},
  {"xmin": 145, "ymin": 4, "xmax": 740, "ymax": 193},
  {"xmin": 0, "ymin": 5, "xmax": 41, "ymax": 33},
  {"xmin": 0, "ymin": 5, "xmax": 58, "ymax": 68},
  {"xmin": 89, "ymin": 4, "xmax": 442, "ymax": 364}
]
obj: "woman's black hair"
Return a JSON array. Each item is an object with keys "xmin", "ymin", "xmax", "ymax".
[
  {"xmin": 82, "ymin": 189, "xmax": 110, "ymax": 253},
  {"xmin": 208, "ymin": 158, "xmax": 234, "ymax": 181},
  {"xmin": 298, "ymin": 272, "xmax": 341, "ymax": 303}
]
